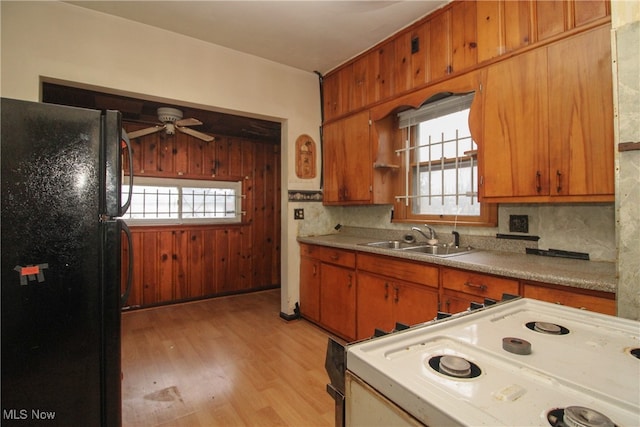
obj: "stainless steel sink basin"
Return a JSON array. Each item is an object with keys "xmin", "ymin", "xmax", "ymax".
[
  {"xmin": 402, "ymin": 244, "xmax": 474, "ymax": 257},
  {"xmin": 361, "ymin": 241, "xmax": 474, "ymax": 257},
  {"xmin": 361, "ymin": 240, "xmax": 414, "ymax": 249}
]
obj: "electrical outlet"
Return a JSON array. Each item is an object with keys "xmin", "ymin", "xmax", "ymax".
[
  {"xmin": 294, "ymin": 208, "xmax": 304, "ymax": 220},
  {"xmin": 509, "ymin": 215, "xmax": 529, "ymax": 233}
]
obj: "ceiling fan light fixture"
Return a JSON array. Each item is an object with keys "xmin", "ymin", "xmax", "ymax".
[
  {"xmin": 127, "ymin": 106, "xmax": 214, "ymax": 142},
  {"xmin": 157, "ymin": 107, "xmax": 183, "ymax": 123}
]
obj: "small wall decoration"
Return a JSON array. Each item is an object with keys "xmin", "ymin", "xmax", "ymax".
[{"xmin": 295, "ymin": 134, "xmax": 316, "ymax": 179}]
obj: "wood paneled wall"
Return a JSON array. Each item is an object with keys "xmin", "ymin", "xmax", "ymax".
[{"xmin": 121, "ymin": 123, "xmax": 281, "ymax": 308}]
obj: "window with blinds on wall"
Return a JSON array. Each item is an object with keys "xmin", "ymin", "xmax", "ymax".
[{"xmin": 396, "ymin": 92, "xmax": 493, "ymax": 225}]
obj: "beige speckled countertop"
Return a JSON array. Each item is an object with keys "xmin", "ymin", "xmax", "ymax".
[{"xmin": 297, "ymin": 233, "xmax": 617, "ymax": 294}]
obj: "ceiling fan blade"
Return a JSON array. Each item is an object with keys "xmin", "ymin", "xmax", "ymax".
[
  {"xmin": 177, "ymin": 126, "xmax": 214, "ymax": 142},
  {"xmin": 127, "ymin": 125, "xmax": 165, "ymax": 139},
  {"xmin": 175, "ymin": 117, "xmax": 202, "ymax": 127}
]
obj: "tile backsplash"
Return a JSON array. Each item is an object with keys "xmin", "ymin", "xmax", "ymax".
[{"xmin": 296, "ymin": 202, "xmax": 615, "ymax": 262}]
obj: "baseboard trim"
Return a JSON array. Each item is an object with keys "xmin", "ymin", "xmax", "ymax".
[
  {"xmin": 279, "ymin": 311, "xmax": 300, "ymax": 321},
  {"xmin": 279, "ymin": 302, "xmax": 301, "ymax": 321}
]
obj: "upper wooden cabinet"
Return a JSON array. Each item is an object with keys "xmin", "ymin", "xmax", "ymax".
[
  {"xmin": 321, "ymin": 0, "xmax": 610, "ymax": 122},
  {"xmin": 322, "ymin": 111, "xmax": 398, "ymax": 206},
  {"xmin": 546, "ymin": 26, "xmax": 614, "ymax": 198},
  {"xmin": 480, "ymin": 26, "xmax": 613, "ymax": 202},
  {"xmin": 323, "ymin": 111, "xmax": 373, "ymax": 204},
  {"xmin": 480, "ymin": 48, "xmax": 550, "ymax": 199}
]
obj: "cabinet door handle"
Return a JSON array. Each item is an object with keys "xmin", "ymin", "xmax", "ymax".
[
  {"xmin": 384, "ymin": 282, "xmax": 389, "ymax": 300},
  {"xmin": 536, "ymin": 171, "xmax": 542, "ymax": 193},
  {"xmin": 394, "ymin": 286, "xmax": 399, "ymax": 303},
  {"xmin": 556, "ymin": 170, "xmax": 563, "ymax": 193},
  {"xmin": 330, "ymin": 255, "xmax": 339, "ymax": 261},
  {"xmin": 312, "ymin": 264, "xmax": 317, "ymax": 276},
  {"xmin": 347, "ymin": 274, "xmax": 353, "ymax": 288},
  {"xmin": 464, "ymin": 281, "xmax": 487, "ymax": 291}
]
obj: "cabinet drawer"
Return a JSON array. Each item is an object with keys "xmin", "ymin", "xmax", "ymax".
[
  {"xmin": 357, "ymin": 253, "xmax": 439, "ymax": 288},
  {"xmin": 441, "ymin": 268, "xmax": 519, "ymax": 300},
  {"xmin": 522, "ymin": 283, "xmax": 615, "ymax": 315},
  {"xmin": 299, "ymin": 244, "xmax": 356, "ymax": 268}
]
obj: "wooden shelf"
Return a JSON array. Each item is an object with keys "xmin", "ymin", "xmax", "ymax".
[{"xmin": 373, "ymin": 163, "xmax": 400, "ymax": 169}]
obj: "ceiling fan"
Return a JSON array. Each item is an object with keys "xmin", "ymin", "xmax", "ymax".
[{"xmin": 127, "ymin": 107, "xmax": 214, "ymax": 142}]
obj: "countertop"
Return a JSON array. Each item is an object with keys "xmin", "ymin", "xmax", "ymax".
[{"xmin": 297, "ymin": 233, "xmax": 617, "ymax": 294}]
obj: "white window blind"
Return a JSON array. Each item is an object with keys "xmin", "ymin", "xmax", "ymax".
[{"xmin": 398, "ymin": 92, "xmax": 475, "ymax": 129}]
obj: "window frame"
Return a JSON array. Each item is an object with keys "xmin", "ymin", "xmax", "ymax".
[
  {"xmin": 393, "ymin": 93, "xmax": 497, "ymax": 227},
  {"xmin": 121, "ymin": 177, "xmax": 243, "ymax": 226}
]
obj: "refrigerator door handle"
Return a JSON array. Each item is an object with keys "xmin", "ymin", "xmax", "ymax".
[
  {"xmin": 120, "ymin": 220, "xmax": 133, "ymax": 307},
  {"xmin": 120, "ymin": 130, "xmax": 134, "ymax": 217}
]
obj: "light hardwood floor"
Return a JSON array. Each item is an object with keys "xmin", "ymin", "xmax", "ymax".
[{"xmin": 121, "ymin": 289, "xmax": 335, "ymax": 426}]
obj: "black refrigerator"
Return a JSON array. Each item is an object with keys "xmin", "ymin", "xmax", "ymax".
[{"xmin": 1, "ymin": 97, "xmax": 133, "ymax": 426}]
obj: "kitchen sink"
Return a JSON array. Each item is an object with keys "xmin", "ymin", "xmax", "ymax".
[
  {"xmin": 361, "ymin": 240, "xmax": 415, "ymax": 249},
  {"xmin": 361, "ymin": 241, "xmax": 474, "ymax": 257},
  {"xmin": 402, "ymin": 244, "xmax": 474, "ymax": 257}
]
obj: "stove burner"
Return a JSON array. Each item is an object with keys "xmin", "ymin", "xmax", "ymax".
[
  {"xmin": 502, "ymin": 337, "xmax": 532, "ymax": 355},
  {"xmin": 547, "ymin": 407, "xmax": 616, "ymax": 427},
  {"xmin": 527, "ymin": 321, "xmax": 570, "ymax": 335},
  {"xmin": 439, "ymin": 355, "xmax": 471, "ymax": 377},
  {"xmin": 427, "ymin": 355, "xmax": 481, "ymax": 379}
]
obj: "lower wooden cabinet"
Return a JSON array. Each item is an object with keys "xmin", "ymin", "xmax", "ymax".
[
  {"xmin": 320, "ymin": 263, "xmax": 357, "ymax": 341},
  {"xmin": 440, "ymin": 291, "xmax": 481, "ymax": 315},
  {"xmin": 522, "ymin": 281, "xmax": 615, "ymax": 315},
  {"xmin": 299, "ymin": 244, "xmax": 357, "ymax": 341},
  {"xmin": 298, "ymin": 243, "xmax": 617, "ymax": 342},
  {"xmin": 356, "ymin": 253, "xmax": 439, "ymax": 340},
  {"xmin": 357, "ymin": 271, "xmax": 438, "ymax": 340},
  {"xmin": 299, "ymin": 256, "xmax": 321, "ymax": 322}
]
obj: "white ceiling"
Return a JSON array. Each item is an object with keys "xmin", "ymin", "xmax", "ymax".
[{"xmin": 68, "ymin": 1, "xmax": 449, "ymax": 74}]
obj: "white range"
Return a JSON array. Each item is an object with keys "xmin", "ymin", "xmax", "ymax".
[{"xmin": 346, "ymin": 298, "xmax": 640, "ymax": 426}]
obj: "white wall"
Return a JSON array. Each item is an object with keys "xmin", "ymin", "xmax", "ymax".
[{"xmin": 1, "ymin": 1, "xmax": 322, "ymax": 315}]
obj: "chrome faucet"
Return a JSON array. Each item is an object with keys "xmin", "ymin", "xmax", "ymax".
[{"xmin": 411, "ymin": 225, "xmax": 437, "ymax": 242}]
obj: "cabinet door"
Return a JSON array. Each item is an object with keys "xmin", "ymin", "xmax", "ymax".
[
  {"xmin": 356, "ymin": 272, "xmax": 395, "ymax": 340},
  {"xmin": 429, "ymin": 9, "xmax": 452, "ymax": 80},
  {"xmin": 536, "ymin": 0, "xmax": 566, "ymax": 41},
  {"xmin": 451, "ymin": 0, "xmax": 477, "ymax": 74},
  {"xmin": 323, "ymin": 72, "xmax": 341, "ymax": 121},
  {"xmin": 350, "ymin": 55, "xmax": 374, "ymax": 111},
  {"xmin": 441, "ymin": 291, "xmax": 477, "ymax": 314},
  {"xmin": 393, "ymin": 282, "xmax": 438, "ymax": 327},
  {"xmin": 323, "ymin": 111, "xmax": 372, "ymax": 204},
  {"xmin": 547, "ymin": 26, "xmax": 614, "ymax": 197},
  {"xmin": 320, "ymin": 263, "xmax": 356, "ymax": 340},
  {"xmin": 393, "ymin": 32, "xmax": 413, "ymax": 94},
  {"xmin": 481, "ymin": 48, "xmax": 549, "ymax": 198},
  {"xmin": 476, "ymin": 0, "xmax": 502, "ymax": 63},
  {"xmin": 299, "ymin": 256, "xmax": 321, "ymax": 322},
  {"xmin": 374, "ymin": 41, "xmax": 395, "ymax": 101}
]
